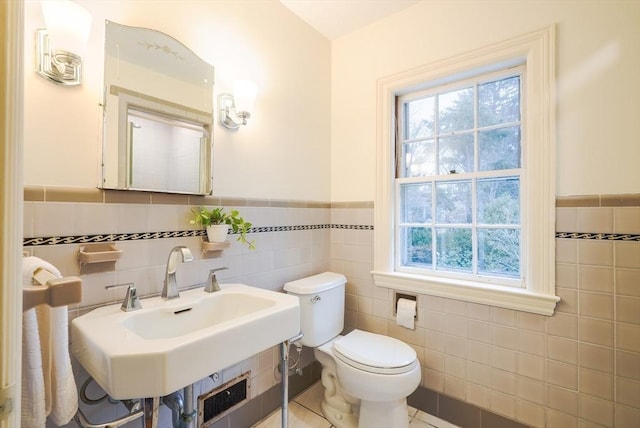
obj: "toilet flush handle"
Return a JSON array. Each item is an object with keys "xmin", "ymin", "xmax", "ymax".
[{"xmin": 311, "ymin": 295, "xmax": 321, "ymax": 303}]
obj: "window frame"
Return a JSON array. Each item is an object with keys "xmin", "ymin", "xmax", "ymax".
[
  {"xmin": 373, "ymin": 27, "xmax": 559, "ymax": 316},
  {"xmin": 395, "ymin": 67, "xmax": 525, "ymax": 287}
]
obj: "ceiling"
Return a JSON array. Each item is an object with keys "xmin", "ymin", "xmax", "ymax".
[{"xmin": 279, "ymin": 0, "xmax": 420, "ymax": 40}]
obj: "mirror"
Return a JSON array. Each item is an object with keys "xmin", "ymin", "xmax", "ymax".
[{"xmin": 101, "ymin": 20, "xmax": 214, "ymax": 195}]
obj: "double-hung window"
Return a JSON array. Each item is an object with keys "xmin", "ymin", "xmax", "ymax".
[
  {"xmin": 373, "ymin": 27, "xmax": 559, "ymax": 315},
  {"xmin": 398, "ymin": 69, "xmax": 523, "ymax": 286}
]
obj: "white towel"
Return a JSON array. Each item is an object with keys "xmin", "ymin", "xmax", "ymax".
[{"xmin": 22, "ymin": 257, "xmax": 78, "ymax": 427}]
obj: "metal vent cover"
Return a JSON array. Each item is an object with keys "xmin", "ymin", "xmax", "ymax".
[{"xmin": 198, "ymin": 372, "xmax": 250, "ymax": 427}]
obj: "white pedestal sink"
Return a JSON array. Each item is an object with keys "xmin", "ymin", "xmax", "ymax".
[{"xmin": 71, "ymin": 284, "xmax": 300, "ymax": 400}]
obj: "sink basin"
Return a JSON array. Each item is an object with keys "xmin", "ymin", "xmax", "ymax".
[{"xmin": 71, "ymin": 284, "xmax": 300, "ymax": 400}]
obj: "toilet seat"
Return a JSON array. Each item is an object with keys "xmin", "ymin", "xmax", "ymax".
[{"xmin": 332, "ymin": 329, "xmax": 417, "ymax": 375}]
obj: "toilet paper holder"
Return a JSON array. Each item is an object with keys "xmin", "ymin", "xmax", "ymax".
[{"xmin": 394, "ymin": 292, "xmax": 417, "ymax": 319}]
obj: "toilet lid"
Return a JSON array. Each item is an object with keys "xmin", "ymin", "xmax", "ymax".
[{"xmin": 332, "ymin": 329, "xmax": 417, "ymax": 375}]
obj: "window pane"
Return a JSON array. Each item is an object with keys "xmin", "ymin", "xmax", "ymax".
[
  {"xmin": 405, "ymin": 96, "xmax": 435, "ymax": 140},
  {"xmin": 478, "ymin": 126, "xmax": 521, "ymax": 171},
  {"xmin": 477, "ymin": 228, "xmax": 520, "ymax": 278},
  {"xmin": 439, "ymin": 134, "xmax": 474, "ymax": 175},
  {"xmin": 436, "ymin": 181, "xmax": 472, "ymax": 224},
  {"xmin": 401, "ymin": 183, "xmax": 432, "ymax": 223},
  {"xmin": 438, "ymin": 87, "xmax": 473, "ymax": 133},
  {"xmin": 477, "ymin": 177, "xmax": 520, "ymax": 224},
  {"xmin": 401, "ymin": 227, "xmax": 433, "ymax": 267},
  {"xmin": 436, "ymin": 228, "xmax": 472, "ymax": 272},
  {"xmin": 404, "ymin": 140, "xmax": 436, "ymax": 177},
  {"xmin": 478, "ymin": 76, "xmax": 520, "ymax": 127}
]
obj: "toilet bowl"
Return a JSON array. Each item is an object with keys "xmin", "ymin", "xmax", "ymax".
[
  {"xmin": 331, "ymin": 329, "xmax": 421, "ymax": 428},
  {"xmin": 313, "ymin": 338, "xmax": 359, "ymax": 427},
  {"xmin": 284, "ymin": 273, "xmax": 421, "ymax": 428}
]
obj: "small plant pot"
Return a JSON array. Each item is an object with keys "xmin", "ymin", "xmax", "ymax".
[{"xmin": 206, "ymin": 224, "xmax": 229, "ymax": 243}]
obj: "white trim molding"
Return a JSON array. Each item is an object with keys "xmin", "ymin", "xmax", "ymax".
[
  {"xmin": 374, "ymin": 26, "xmax": 559, "ymax": 316},
  {"xmin": 372, "ymin": 271, "xmax": 559, "ymax": 316},
  {"xmin": 1, "ymin": 0, "xmax": 24, "ymax": 425}
]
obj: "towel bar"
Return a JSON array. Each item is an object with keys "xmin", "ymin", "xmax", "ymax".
[{"xmin": 23, "ymin": 268, "xmax": 82, "ymax": 312}]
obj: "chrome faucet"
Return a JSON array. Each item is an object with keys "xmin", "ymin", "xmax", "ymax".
[
  {"xmin": 204, "ymin": 267, "xmax": 228, "ymax": 293},
  {"xmin": 105, "ymin": 283, "xmax": 142, "ymax": 312},
  {"xmin": 162, "ymin": 246, "xmax": 194, "ymax": 300}
]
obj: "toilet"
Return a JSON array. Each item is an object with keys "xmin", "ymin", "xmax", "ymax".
[{"xmin": 284, "ymin": 272, "xmax": 421, "ymax": 428}]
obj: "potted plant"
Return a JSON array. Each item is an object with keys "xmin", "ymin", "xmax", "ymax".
[{"xmin": 190, "ymin": 206, "xmax": 255, "ymax": 249}]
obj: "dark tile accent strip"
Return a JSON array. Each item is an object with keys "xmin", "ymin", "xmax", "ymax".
[
  {"xmin": 439, "ymin": 393, "xmax": 481, "ymax": 428},
  {"xmin": 408, "ymin": 386, "xmax": 438, "ymax": 416},
  {"xmin": 482, "ymin": 410, "xmax": 529, "ymax": 428},
  {"xmin": 24, "ymin": 186, "xmax": 45, "ymax": 201},
  {"xmin": 23, "ymin": 187, "xmax": 640, "ymax": 208},
  {"xmin": 288, "ymin": 361, "xmax": 322, "ymax": 400},
  {"xmin": 331, "ymin": 201, "xmax": 374, "ymax": 208},
  {"xmin": 104, "ymin": 190, "xmax": 152, "ymax": 204},
  {"xmin": 46, "ymin": 187, "xmax": 104, "ymax": 202},
  {"xmin": 556, "ymin": 196, "xmax": 601, "ymax": 207},
  {"xmin": 411, "ymin": 386, "xmax": 529, "ymax": 428},
  {"xmin": 600, "ymin": 194, "xmax": 640, "ymax": 206},
  {"xmin": 557, "ymin": 193, "xmax": 640, "ymax": 207},
  {"xmin": 24, "ymin": 186, "xmax": 337, "ymax": 207},
  {"xmin": 188, "ymin": 195, "xmax": 222, "ymax": 206},
  {"xmin": 151, "ymin": 192, "xmax": 190, "ymax": 205},
  {"xmin": 213, "ymin": 362, "xmax": 321, "ymax": 428}
]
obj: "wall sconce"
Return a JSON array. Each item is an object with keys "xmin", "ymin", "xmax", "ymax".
[
  {"xmin": 36, "ymin": 0, "xmax": 92, "ymax": 86},
  {"xmin": 218, "ymin": 80, "xmax": 258, "ymax": 129}
]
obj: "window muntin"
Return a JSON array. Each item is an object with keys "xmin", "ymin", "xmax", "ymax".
[{"xmin": 396, "ymin": 69, "xmax": 524, "ymax": 286}]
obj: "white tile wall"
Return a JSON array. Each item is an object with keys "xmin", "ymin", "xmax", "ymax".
[
  {"xmin": 29, "ymin": 200, "xmax": 640, "ymax": 428},
  {"xmin": 333, "ymin": 206, "xmax": 640, "ymax": 428},
  {"xmin": 29, "ymin": 200, "xmax": 330, "ymax": 428}
]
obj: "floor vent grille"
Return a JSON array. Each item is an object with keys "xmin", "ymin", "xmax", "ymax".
[{"xmin": 198, "ymin": 372, "xmax": 250, "ymax": 427}]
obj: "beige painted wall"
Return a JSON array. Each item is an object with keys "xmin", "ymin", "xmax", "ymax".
[
  {"xmin": 23, "ymin": 0, "xmax": 332, "ymax": 201},
  {"xmin": 331, "ymin": 0, "xmax": 640, "ymax": 201}
]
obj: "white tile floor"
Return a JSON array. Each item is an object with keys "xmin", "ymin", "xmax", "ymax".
[{"xmin": 253, "ymin": 382, "xmax": 459, "ymax": 428}]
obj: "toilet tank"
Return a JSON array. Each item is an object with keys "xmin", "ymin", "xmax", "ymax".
[{"xmin": 284, "ymin": 272, "xmax": 346, "ymax": 347}]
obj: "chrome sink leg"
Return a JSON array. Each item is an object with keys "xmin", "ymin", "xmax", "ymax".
[
  {"xmin": 280, "ymin": 332, "xmax": 303, "ymax": 428},
  {"xmin": 143, "ymin": 397, "xmax": 160, "ymax": 428},
  {"xmin": 280, "ymin": 340, "xmax": 289, "ymax": 428}
]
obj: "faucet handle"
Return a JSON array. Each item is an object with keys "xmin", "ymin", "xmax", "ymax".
[
  {"xmin": 205, "ymin": 267, "xmax": 228, "ymax": 293},
  {"xmin": 106, "ymin": 283, "xmax": 142, "ymax": 312}
]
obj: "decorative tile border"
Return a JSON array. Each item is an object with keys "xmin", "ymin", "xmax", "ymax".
[
  {"xmin": 23, "ymin": 226, "xmax": 640, "ymax": 247},
  {"xmin": 555, "ymin": 232, "xmax": 640, "ymax": 241},
  {"xmin": 24, "ymin": 230, "xmax": 204, "ymax": 246},
  {"xmin": 22, "ymin": 224, "xmax": 363, "ymax": 247},
  {"xmin": 332, "ymin": 224, "xmax": 374, "ymax": 230}
]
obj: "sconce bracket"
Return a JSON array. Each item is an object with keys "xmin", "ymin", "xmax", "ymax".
[
  {"xmin": 218, "ymin": 93, "xmax": 250, "ymax": 130},
  {"xmin": 35, "ymin": 29, "xmax": 82, "ymax": 86}
]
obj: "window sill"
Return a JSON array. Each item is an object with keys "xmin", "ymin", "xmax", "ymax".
[{"xmin": 371, "ymin": 270, "xmax": 559, "ymax": 316}]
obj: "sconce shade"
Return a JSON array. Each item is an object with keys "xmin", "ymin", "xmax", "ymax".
[
  {"xmin": 36, "ymin": 0, "xmax": 92, "ymax": 86},
  {"xmin": 41, "ymin": 0, "xmax": 92, "ymax": 54},
  {"xmin": 218, "ymin": 79, "xmax": 258, "ymax": 130},
  {"xmin": 233, "ymin": 80, "xmax": 257, "ymax": 115}
]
